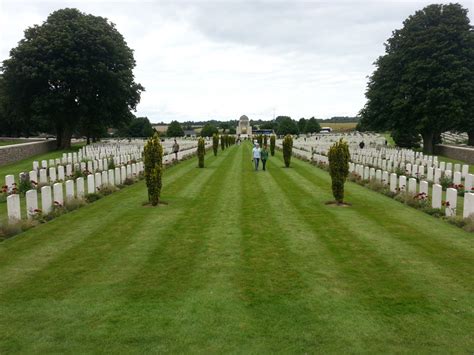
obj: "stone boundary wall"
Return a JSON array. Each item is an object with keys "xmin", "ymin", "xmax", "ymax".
[
  {"xmin": 435, "ymin": 144, "xmax": 474, "ymax": 164},
  {"xmin": 0, "ymin": 140, "xmax": 57, "ymax": 166}
]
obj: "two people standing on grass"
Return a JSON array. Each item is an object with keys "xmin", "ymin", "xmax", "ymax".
[{"xmin": 252, "ymin": 142, "xmax": 269, "ymax": 171}]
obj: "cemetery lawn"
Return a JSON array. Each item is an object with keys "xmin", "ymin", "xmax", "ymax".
[{"xmin": 1, "ymin": 143, "xmax": 473, "ymax": 353}]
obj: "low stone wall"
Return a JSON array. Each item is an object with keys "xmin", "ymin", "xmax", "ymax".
[
  {"xmin": 435, "ymin": 144, "xmax": 474, "ymax": 164},
  {"xmin": 0, "ymin": 140, "xmax": 57, "ymax": 166}
]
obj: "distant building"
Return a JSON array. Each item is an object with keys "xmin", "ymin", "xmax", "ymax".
[
  {"xmin": 236, "ymin": 115, "xmax": 252, "ymax": 137},
  {"xmin": 184, "ymin": 129, "xmax": 196, "ymax": 137},
  {"xmin": 320, "ymin": 127, "xmax": 332, "ymax": 133},
  {"xmin": 253, "ymin": 129, "xmax": 274, "ymax": 135}
]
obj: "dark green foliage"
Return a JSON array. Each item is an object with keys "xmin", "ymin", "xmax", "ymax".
[
  {"xmin": 201, "ymin": 124, "xmax": 218, "ymax": 137},
  {"xmin": 276, "ymin": 116, "xmax": 299, "ymax": 136},
  {"xmin": 166, "ymin": 120, "xmax": 184, "ymax": 137},
  {"xmin": 144, "ymin": 133, "xmax": 163, "ymax": 206},
  {"xmin": 298, "ymin": 118, "xmax": 307, "ymax": 133},
  {"xmin": 257, "ymin": 134, "xmax": 263, "ymax": 147},
  {"xmin": 305, "ymin": 117, "xmax": 321, "ymax": 134},
  {"xmin": 391, "ymin": 128, "xmax": 421, "ymax": 148},
  {"xmin": 108, "ymin": 159, "xmax": 116, "ymax": 170},
  {"xmin": 220, "ymin": 134, "xmax": 225, "ymax": 151},
  {"xmin": 1, "ymin": 8, "xmax": 144, "ymax": 148},
  {"xmin": 117, "ymin": 116, "xmax": 154, "ymax": 138},
  {"xmin": 270, "ymin": 135, "xmax": 276, "ymax": 156},
  {"xmin": 212, "ymin": 133, "xmax": 219, "ymax": 156},
  {"xmin": 263, "ymin": 135, "xmax": 268, "ymax": 146},
  {"xmin": 282, "ymin": 135, "xmax": 293, "ymax": 167},
  {"xmin": 359, "ymin": 3, "xmax": 474, "ymax": 154},
  {"xmin": 328, "ymin": 139, "xmax": 350, "ymax": 203},
  {"xmin": 197, "ymin": 137, "xmax": 205, "ymax": 168}
]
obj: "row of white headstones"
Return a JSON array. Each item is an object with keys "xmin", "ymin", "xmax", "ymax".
[
  {"xmin": 4, "ymin": 139, "xmax": 208, "ymax": 224},
  {"xmin": 312, "ymin": 153, "xmax": 474, "ymax": 219},
  {"xmin": 6, "ymin": 162, "xmax": 144, "ymax": 223}
]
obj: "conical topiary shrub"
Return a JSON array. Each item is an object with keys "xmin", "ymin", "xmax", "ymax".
[
  {"xmin": 282, "ymin": 134, "xmax": 293, "ymax": 167},
  {"xmin": 198, "ymin": 137, "xmax": 205, "ymax": 168},
  {"xmin": 143, "ymin": 133, "xmax": 163, "ymax": 206},
  {"xmin": 213, "ymin": 133, "xmax": 219, "ymax": 156},
  {"xmin": 270, "ymin": 135, "xmax": 276, "ymax": 156},
  {"xmin": 328, "ymin": 138, "xmax": 350, "ymax": 204}
]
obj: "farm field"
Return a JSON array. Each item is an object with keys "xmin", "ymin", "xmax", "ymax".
[{"xmin": 1, "ymin": 143, "xmax": 473, "ymax": 353}]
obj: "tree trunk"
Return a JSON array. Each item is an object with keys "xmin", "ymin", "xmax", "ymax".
[
  {"xmin": 86, "ymin": 136, "xmax": 91, "ymax": 145},
  {"xmin": 422, "ymin": 131, "xmax": 434, "ymax": 154},
  {"xmin": 468, "ymin": 131, "xmax": 474, "ymax": 146},
  {"xmin": 57, "ymin": 127, "xmax": 72, "ymax": 149}
]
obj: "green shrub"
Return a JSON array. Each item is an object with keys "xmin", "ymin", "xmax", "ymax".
[
  {"xmin": 220, "ymin": 134, "xmax": 225, "ymax": 151},
  {"xmin": 327, "ymin": 138, "xmax": 350, "ymax": 203},
  {"xmin": 98, "ymin": 185, "xmax": 119, "ymax": 196},
  {"xmin": 439, "ymin": 175, "xmax": 453, "ymax": 190},
  {"xmin": 144, "ymin": 133, "xmax": 163, "ymax": 206},
  {"xmin": 282, "ymin": 135, "xmax": 293, "ymax": 168},
  {"xmin": 270, "ymin": 135, "xmax": 276, "ymax": 156},
  {"xmin": 85, "ymin": 193, "xmax": 102, "ymax": 203},
  {"xmin": 213, "ymin": 133, "xmax": 219, "ymax": 156},
  {"xmin": 198, "ymin": 137, "xmax": 205, "ymax": 168},
  {"xmin": 64, "ymin": 198, "xmax": 86, "ymax": 212},
  {"xmin": 264, "ymin": 135, "xmax": 268, "ymax": 146},
  {"xmin": 257, "ymin": 134, "xmax": 263, "ymax": 147},
  {"xmin": 108, "ymin": 159, "xmax": 116, "ymax": 170}
]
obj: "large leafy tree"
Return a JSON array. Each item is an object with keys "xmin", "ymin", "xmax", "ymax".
[
  {"xmin": 359, "ymin": 3, "xmax": 474, "ymax": 153},
  {"xmin": 305, "ymin": 117, "xmax": 321, "ymax": 134},
  {"xmin": 117, "ymin": 115, "xmax": 154, "ymax": 138},
  {"xmin": 297, "ymin": 118, "xmax": 307, "ymax": 133},
  {"xmin": 166, "ymin": 120, "xmax": 184, "ymax": 137},
  {"xmin": 200, "ymin": 123, "xmax": 218, "ymax": 137},
  {"xmin": 1, "ymin": 8, "xmax": 144, "ymax": 148},
  {"xmin": 275, "ymin": 116, "xmax": 298, "ymax": 136}
]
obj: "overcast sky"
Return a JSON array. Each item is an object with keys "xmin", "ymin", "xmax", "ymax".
[{"xmin": 1, "ymin": 0, "xmax": 473, "ymax": 123}]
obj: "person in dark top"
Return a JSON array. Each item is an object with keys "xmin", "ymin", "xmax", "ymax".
[{"xmin": 261, "ymin": 144, "xmax": 269, "ymax": 171}]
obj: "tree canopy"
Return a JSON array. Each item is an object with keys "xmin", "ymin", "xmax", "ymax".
[
  {"xmin": 304, "ymin": 117, "xmax": 321, "ymax": 134},
  {"xmin": 117, "ymin": 116, "xmax": 154, "ymax": 138},
  {"xmin": 1, "ymin": 8, "xmax": 144, "ymax": 148},
  {"xmin": 275, "ymin": 116, "xmax": 298, "ymax": 136},
  {"xmin": 358, "ymin": 3, "xmax": 474, "ymax": 153},
  {"xmin": 200, "ymin": 123, "xmax": 218, "ymax": 137},
  {"xmin": 166, "ymin": 120, "xmax": 184, "ymax": 137}
]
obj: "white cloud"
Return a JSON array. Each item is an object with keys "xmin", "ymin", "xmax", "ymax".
[{"xmin": 1, "ymin": 0, "xmax": 473, "ymax": 123}]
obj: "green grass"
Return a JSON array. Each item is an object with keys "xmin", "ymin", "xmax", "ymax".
[
  {"xmin": 0, "ymin": 139, "xmax": 32, "ymax": 146},
  {"xmin": 0, "ymin": 143, "xmax": 473, "ymax": 353}
]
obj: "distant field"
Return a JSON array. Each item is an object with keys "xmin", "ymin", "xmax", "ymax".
[{"xmin": 320, "ymin": 122, "xmax": 357, "ymax": 132}]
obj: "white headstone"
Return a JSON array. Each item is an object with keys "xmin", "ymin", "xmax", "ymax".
[
  {"xmin": 399, "ymin": 175, "xmax": 407, "ymax": 191},
  {"xmin": 462, "ymin": 165, "xmax": 469, "ymax": 178},
  {"xmin": 432, "ymin": 184, "xmax": 442, "ymax": 209},
  {"xmin": 41, "ymin": 186, "xmax": 52, "ymax": 214},
  {"xmin": 102, "ymin": 170, "xmax": 108, "ymax": 186},
  {"xmin": 375, "ymin": 169, "xmax": 382, "ymax": 182},
  {"xmin": 453, "ymin": 172, "xmax": 462, "ymax": 185},
  {"xmin": 463, "ymin": 192, "xmax": 474, "ymax": 218},
  {"xmin": 427, "ymin": 167, "xmax": 434, "ymax": 182},
  {"xmin": 390, "ymin": 173, "xmax": 397, "ymax": 192},
  {"xmin": 58, "ymin": 165, "xmax": 65, "ymax": 181},
  {"xmin": 465, "ymin": 174, "xmax": 474, "ymax": 192},
  {"xmin": 420, "ymin": 181, "xmax": 429, "ymax": 196},
  {"xmin": 39, "ymin": 169, "xmax": 48, "ymax": 184},
  {"xmin": 49, "ymin": 167, "xmax": 57, "ymax": 182},
  {"xmin": 108, "ymin": 169, "xmax": 115, "ymax": 186},
  {"xmin": 76, "ymin": 177, "xmax": 85, "ymax": 198},
  {"xmin": 446, "ymin": 162, "xmax": 453, "ymax": 171},
  {"xmin": 444, "ymin": 170, "xmax": 452, "ymax": 179},
  {"xmin": 53, "ymin": 183, "xmax": 64, "ymax": 205},
  {"xmin": 25, "ymin": 189, "xmax": 38, "ymax": 219},
  {"xmin": 65, "ymin": 180, "xmax": 74, "ymax": 200},
  {"xmin": 445, "ymin": 188, "xmax": 457, "ymax": 217},
  {"xmin": 87, "ymin": 175, "xmax": 95, "ymax": 194},
  {"xmin": 95, "ymin": 172, "xmax": 102, "ymax": 191},
  {"xmin": 439, "ymin": 161, "xmax": 446, "ymax": 171},
  {"xmin": 454, "ymin": 164, "xmax": 461, "ymax": 173},
  {"xmin": 434, "ymin": 168, "xmax": 441, "ymax": 184},
  {"xmin": 408, "ymin": 178, "xmax": 417, "ymax": 193},
  {"xmin": 7, "ymin": 194, "xmax": 21, "ymax": 222},
  {"xmin": 5, "ymin": 174, "xmax": 15, "ymax": 191},
  {"xmin": 126, "ymin": 165, "xmax": 132, "ymax": 178},
  {"xmin": 66, "ymin": 164, "xmax": 72, "ymax": 177},
  {"xmin": 41, "ymin": 160, "xmax": 48, "ymax": 168},
  {"xmin": 363, "ymin": 166, "xmax": 370, "ymax": 180},
  {"xmin": 33, "ymin": 161, "xmax": 39, "ymax": 171},
  {"xmin": 121, "ymin": 166, "xmax": 126, "ymax": 183},
  {"xmin": 114, "ymin": 167, "xmax": 121, "ymax": 185}
]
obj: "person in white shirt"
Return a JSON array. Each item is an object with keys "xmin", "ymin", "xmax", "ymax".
[{"xmin": 252, "ymin": 143, "xmax": 261, "ymax": 171}]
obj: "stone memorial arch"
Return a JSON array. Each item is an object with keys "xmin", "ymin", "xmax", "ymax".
[{"xmin": 237, "ymin": 115, "xmax": 252, "ymax": 137}]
